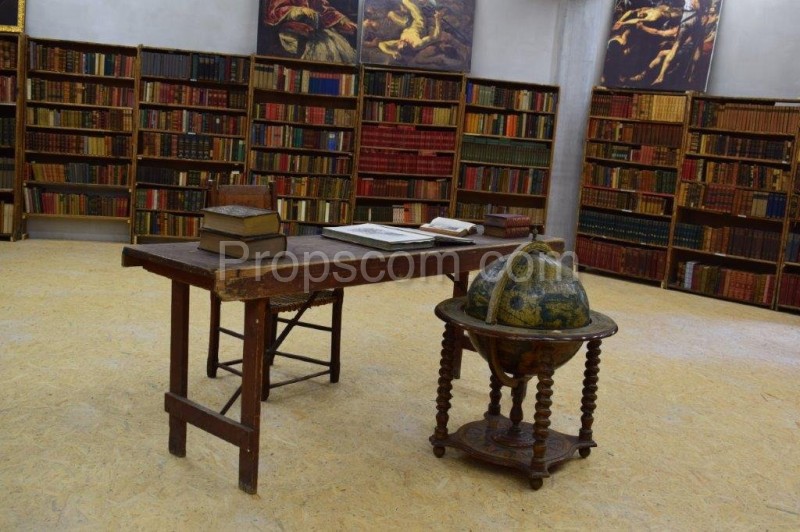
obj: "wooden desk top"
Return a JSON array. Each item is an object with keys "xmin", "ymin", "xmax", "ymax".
[{"xmin": 122, "ymin": 235, "xmax": 532, "ymax": 301}]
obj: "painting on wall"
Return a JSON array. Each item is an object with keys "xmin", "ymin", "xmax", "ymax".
[
  {"xmin": 359, "ymin": 0, "xmax": 475, "ymax": 72},
  {"xmin": 600, "ymin": 0, "xmax": 723, "ymax": 92},
  {"xmin": 256, "ymin": 0, "xmax": 360, "ymax": 64},
  {"xmin": 0, "ymin": 0, "xmax": 25, "ymax": 33}
]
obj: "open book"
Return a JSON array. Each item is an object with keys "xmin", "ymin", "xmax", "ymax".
[
  {"xmin": 417, "ymin": 217, "xmax": 478, "ymax": 237},
  {"xmin": 321, "ymin": 223, "xmax": 473, "ymax": 251}
]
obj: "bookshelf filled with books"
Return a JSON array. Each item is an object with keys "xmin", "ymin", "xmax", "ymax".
[
  {"xmin": 248, "ymin": 56, "xmax": 358, "ymax": 235},
  {"xmin": 0, "ymin": 33, "xmax": 21, "ymax": 240},
  {"xmin": 667, "ymin": 95, "xmax": 800, "ymax": 308},
  {"xmin": 22, "ymin": 38, "xmax": 137, "ymax": 235},
  {"xmin": 354, "ymin": 66, "xmax": 463, "ymax": 226},
  {"xmin": 133, "ymin": 46, "xmax": 249, "ymax": 242},
  {"xmin": 577, "ymin": 87, "xmax": 688, "ymax": 284},
  {"xmin": 776, "ymin": 136, "xmax": 800, "ymax": 312},
  {"xmin": 454, "ymin": 77, "xmax": 559, "ymax": 231}
]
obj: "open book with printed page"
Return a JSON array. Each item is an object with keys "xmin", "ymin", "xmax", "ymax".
[
  {"xmin": 321, "ymin": 223, "xmax": 473, "ymax": 251},
  {"xmin": 417, "ymin": 217, "xmax": 478, "ymax": 237}
]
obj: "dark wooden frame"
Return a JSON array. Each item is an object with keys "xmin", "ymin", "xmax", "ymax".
[{"xmin": 122, "ymin": 234, "xmax": 530, "ymax": 493}]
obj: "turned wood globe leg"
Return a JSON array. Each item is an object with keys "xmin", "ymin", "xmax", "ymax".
[
  {"xmin": 431, "ymin": 322, "xmax": 457, "ymax": 458},
  {"xmin": 578, "ymin": 339, "xmax": 602, "ymax": 455},
  {"xmin": 529, "ymin": 364, "xmax": 554, "ymax": 488},
  {"xmin": 485, "ymin": 374, "xmax": 503, "ymax": 418}
]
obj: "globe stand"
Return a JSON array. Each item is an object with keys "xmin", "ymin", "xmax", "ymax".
[{"xmin": 430, "ymin": 298, "xmax": 618, "ymax": 490}]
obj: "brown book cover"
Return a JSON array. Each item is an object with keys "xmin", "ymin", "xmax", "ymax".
[
  {"xmin": 202, "ymin": 205, "xmax": 281, "ymax": 237},
  {"xmin": 483, "ymin": 225, "xmax": 531, "ymax": 238},
  {"xmin": 198, "ymin": 228, "xmax": 287, "ymax": 259},
  {"xmin": 483, "ymin": 213, "xmax": 531, "ymax": 228}
]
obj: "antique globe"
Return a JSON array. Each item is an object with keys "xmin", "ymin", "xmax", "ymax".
[{"xmin": 465, "ymin": 241, "xmax": 591, "ymax": 375}]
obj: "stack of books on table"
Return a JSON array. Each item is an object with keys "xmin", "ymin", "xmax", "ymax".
[
  {"xmin": 482, "ymin": 213, "xmax": 532, "ymax": 238},
  {"xmin": 199, "ymin": 205, "xmax": 285, "ymax": 259}
]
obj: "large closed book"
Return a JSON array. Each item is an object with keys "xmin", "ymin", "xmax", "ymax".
[
  {"xmin": 202, "ymin": 205, "xmax": 281, "ymax": 237},
  {"xmin": 198, "ymin": 228, "xmax": 287, "ymax": 259},
  {"xmin": 483, "ymin": 213, "xmax": 531, "ymax": 228}
]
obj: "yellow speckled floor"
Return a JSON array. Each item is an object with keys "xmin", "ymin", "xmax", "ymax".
[{"xmin": 1, "ymin": 239, "xmax": 799, "ymax": 529}]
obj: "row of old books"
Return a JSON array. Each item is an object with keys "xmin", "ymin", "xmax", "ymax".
[
  {"xmin": 587, "ymin": 118, "xmax": 683, "ymax": 147},
  {"xmin": 140, "ymin": 81, "xmax": 247, "ymax": 109},
  {"xmin": 460, "ymin": 165, "xmax": 547, "ymax": 195},
  {"xmin": 578, "ymin": 210, "xmax": 671, "ymax": 246},
  {"xmin": 360, "ymin": 125, "xmax": 455, "ymax": 150},
  {"xmin": 29, "ymin": 42, "xmax": 135, "ymax": 77},
  {"xmin": 139, "ymin": 132, "xmax": 245, "ymax": 161},
  {"xmin": 28, "ymin": 162, "xmax": 130, "ymax": 185},
  {"xmin": 576, "ymin": 236, "xmax": 666, "ymax": 281},
  {"xmin": 30, "ymin": 107, "xmax": 133, "ymax": 132},
  {"xmin": 358, "ymin": 151, "xmax": 453, "ymax": 176},
  {"xmin": 252, "ymin": 63, "xmax": 356, "ymax": 96},
  {"xmin": 135, "ymin": 167, "xmax": 227, "ymax": 187},
  {"xmin": 460, "ymin": 137, "xmax": 551, "ymax": 167},
  {"xmin": 253, "ymin": 102, "xmax": 355, "ymax": 127},
  {"xmin": 249, "ymin": 152, "xmax": 351, "ymax": 175},
  {"xmin": 582, "ymin": 164, "xmax": 678, "ymax": 195},
  {"xmin": 680, "ymin": 158, "xmax": 790, "ymax": 192},
  {"xmin": 462, "ymin": 112, "xmax": 555, "ymax": 140},
  {"xmin": 581, "ymin": 188, "xmax": 669, "ymax": 216},
  {"xmin": 0, "ymin": 200, "xmax": 12, "ymax": 234},
  {"xmin": 271, "ymin": 175, "xmax": 351, "ymax": 200},
  {"xmin": 135, "ymin": 188, "xmax": 205, "ymax": 212},
  {"xmin": 134, "ymin": 211, "xmax": 201, "ymax": 237},
  {"xmin": 26, "ymin": 79, "xmax": 135, "ymax": 106},
  {"xmin": 363, "ymin": 71, "xmax": 461, "ymax": 101},
  {"xmin": 686, "ymin": 133, "xmax": 792, "ymax": 162},
  {"xmin": 141, "ymin": 51, "xmax": 249, "ymax": 83},
  {"xmin": 590, "ymin": 93, "xmax": 685, "ymax": 122},
  {"xmin": 0, "ymin": 40, "xmax": 16, "ymax": 69},
  {"xmin": 139, "ymin": 109, "xmax": 245, "ymax": 136},
  {"xmin": 678, "ymin": 182, "xmax": 787, "ymax": 219},
  {"xmin": 783, "ymin": 232, "xmax": 800, "ymax": 263},
  {"xmin": 675, "ymin": 261, "xmax": 776, "ymax": 306},
  {"xmin": 689, "ymin": 101, "xmax": 800, "ymax": 135},
  {"xmin": 671, "ymin": 223, "xmax": 782, "ymax": 262},
  {"xmin": 585, "ymin": 142, "xmax": 678, "ymax": 167},
  {"xmin": 25, "ymin": 131, "xmax": 131, "ymax": 156},
  {"xmin": 356, "ymin": 177, "xmax": 449, "ymax": 200},
  {"xmin": 465, "ymin": 83, "xmax": 557, "ymax": 112},
  {"xmin": 361, "ymin": 101, "xmax": 457, "ymax": 125},
  {"xmin": 252, "ymin": 124, "xmax": 353, "ymax": 152},
  {"xmin": 23, "ymin": 189, "xmax": 129, "ymax": 217},
  {"xmin": 0, "ymin": 75, "xmax": 16, "ymax": 103},
  {"xmin": 275, "ymin": 197, "xmax": 349, "ymax": 224},
  {"xmin": 454, "ymin": 203, "xmax": 544, "ymax": 224},
  {"xmin": 353, "ymin": 203, "xmax": 449, "ymax": 225},
  {"xmin": 199, "ymin": 205, "xmax": 284, "ymax": 259},
  {"xmin": 0, "ymin": 157, "xmax": 14, "ymax": 188}
]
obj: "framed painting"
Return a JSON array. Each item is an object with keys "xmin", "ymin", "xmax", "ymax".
[
  {"xmin": 600, "ymin": 0, "xmax": 724, "ymax": 92},
  {"xmin": 256, "ymin": 0, "xmax": 360, "ymax": 64},
  {"xmin": 360, "ymin": 0, "xmax": 475, "ymax": 72},
  {"xmin": 0, "ymin": 0, "xmax": 24, "ymax": 33}
]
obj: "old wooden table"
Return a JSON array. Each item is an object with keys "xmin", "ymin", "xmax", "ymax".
[{"xmin": 122, "ymin": 235, "xmax": 531, "ymax": 493}]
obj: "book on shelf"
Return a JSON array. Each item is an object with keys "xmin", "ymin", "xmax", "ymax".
[
  {"xmin": 198, "ymin": 228, "xmax": 287, "ymax": 259},
  {"xmin": 321, "ymin": 223, "xmax": 474, "ymax": 251},
  {"xmin": 201, "ymin": 205, "xmax": 280, "ymax": 236},
  {"xmin": 418, "ymin": 217, "xmax": 477, "ymax": 237},
  {"xmin": 483, "ymin": 213, "xmax": 532, "ymax": 228}
]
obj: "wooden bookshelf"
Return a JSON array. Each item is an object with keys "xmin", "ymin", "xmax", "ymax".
[
  {"xmin": 577, "ymin": 87, "xmax": 688, "ymax": 284},
  {"xmin": 354, "ymin": 65, "xmax": 463, "ymax": 226},
  {"xmin": 0, "ymin": 32, "xmax": 21, "ymax": 240},
  {"xmin": 21, "ymin": 37, "xmax": 136, "ymax": 235},
  {"xmin": 667, "ymin": 94, "xmax": 800, "ymax": 307},
  {"xmin": 776, "ymin": 131, "xmax": 800, "ymax": 311},
  {"xmin": 133, "ymin": 45, "xmax": 249, "ymax": 242},
  {"xmin": 247, "ymin": 55, "xmax": 358, "ymax": 235},
  {"xmin": 454, "ymin": 77, "xmax": 559, "ymax": 230}
]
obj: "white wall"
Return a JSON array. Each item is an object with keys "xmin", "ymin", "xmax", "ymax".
[{"xmin": 22, "ymin": 0, "xmax": 800, "ymax": 245}]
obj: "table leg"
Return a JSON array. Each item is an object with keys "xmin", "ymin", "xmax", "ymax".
[
  {"xmin": 450, "ymin": 271, "xmax": 469, "ymax": 379},
  {"xmin": 578, "ymin": 339, "xmax": 602, "ymax": 457},
  {"xmin": 168, "ymin": 281, "xmax": 190, "ymax": 457},
  {"xmin": 207, "ymin": 293, "xmax": 221, "ymax": 378},
  {"xmin": 530, "ymin": 364, "xmax": 554, "ymax": 490},
  {"xmin": 485, "ymin": 373, "xmax": 503, "ymax": 417},
  {"xmin": 238, "ymin": 298, "xmax": 267, "ymax": 494},
  {"xmin": 431, "ymin": 322, "xmax": 457, "ymax": 457}
]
